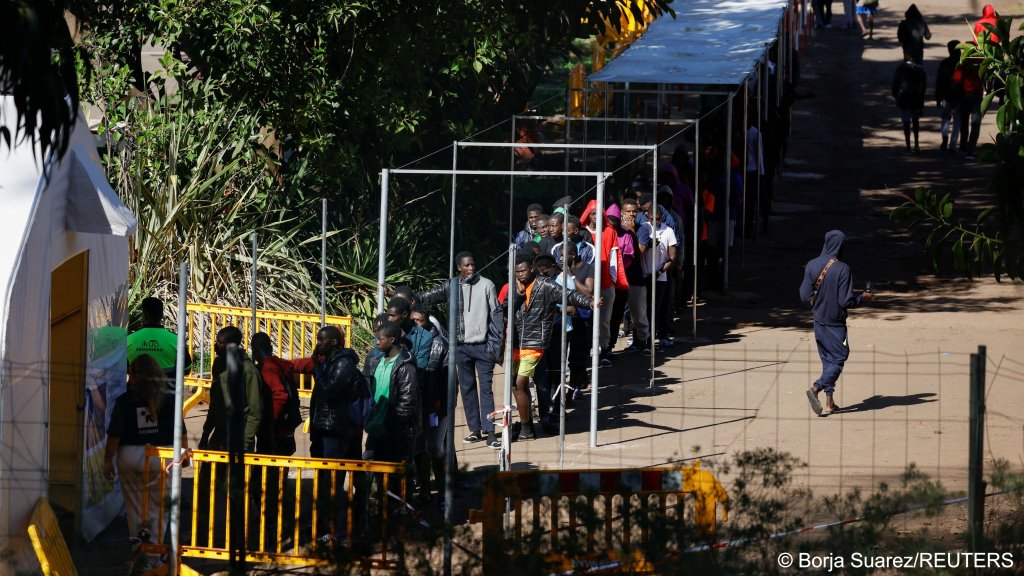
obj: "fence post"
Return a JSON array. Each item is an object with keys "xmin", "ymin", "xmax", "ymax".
[
  {"xmin": 169, "ymin": 263, "xmax": 189, "ymax": 576},
  {"xmin": 968, "ymin": 345, "xmax": 987, "ymax": 551},
  {"xmin": 444, "ymin": 274, "xmax": 459, "ymax": 576},
  {"xmin": 226, "ymin": 345, "xmax": 247, "ymax": 574}
]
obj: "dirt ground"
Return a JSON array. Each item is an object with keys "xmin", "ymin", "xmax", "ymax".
[{"xmin": 446, "ymin": 0, "xmax": 1024, "ymax": 501}]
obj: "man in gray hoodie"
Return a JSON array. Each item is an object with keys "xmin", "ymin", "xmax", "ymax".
[
  {"xmin": 799, "ymin": 231, "xmax": 874, "ymax": 416},
  {"xmin": 416, "ymin": 251, "xmax": 502, "ymax": 448}
]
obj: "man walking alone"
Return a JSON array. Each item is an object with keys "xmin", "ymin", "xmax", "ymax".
[{"xmin": 799, "ymin": 230, "xmax": 874, "ymax": 416}]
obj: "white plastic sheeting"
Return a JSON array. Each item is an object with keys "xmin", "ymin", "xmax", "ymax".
[
  {"xmin": 588, "ymin": 0, "xmax": 788, "ymax": 85},
  {"xmin": 0, "ymin": 96, "xmax": 135, "ymax": 573}
]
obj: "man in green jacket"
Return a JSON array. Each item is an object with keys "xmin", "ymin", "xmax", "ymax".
[
  {"xmin": 127, "ymin": 297, "xmax": 192, "ymax": 381},
  {"xmin": 199, "ymin": 326, "xmax": 262, "ymax": 452}
]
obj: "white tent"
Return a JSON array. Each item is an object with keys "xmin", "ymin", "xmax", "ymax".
[
  {"xmin": 589, "ymin": 0, "xmax": 789, "ymax": 86},
  {"xmin": 0, "ymin": 96, "xmax": 136, "ymax": 573}
]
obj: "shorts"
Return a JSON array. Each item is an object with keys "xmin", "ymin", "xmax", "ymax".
[
  {"xmin": 899, "ymin": 108, "xmax": 922, "ymax": 122},
  {"xmin": 856, "ymin": 3, "xmax": 877, "ymax": 15},
  {"xmin": 512, "ymin": 348, "xmax": 544, "ymax": 377}
]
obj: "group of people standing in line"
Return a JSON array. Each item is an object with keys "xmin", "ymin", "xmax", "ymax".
[{"xmin": 891, "ymin": 4, "xmax": 997, "ymax": 159}]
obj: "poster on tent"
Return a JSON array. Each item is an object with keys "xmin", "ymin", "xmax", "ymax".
[{"xmin": 80, "ymin": 285, "xmax": 128, "ymax": 541}]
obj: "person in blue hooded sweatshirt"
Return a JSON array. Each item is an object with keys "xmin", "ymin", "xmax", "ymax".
[{"xmin": 799, "ymin": 230, "xmax": 874, "ymax": 416}]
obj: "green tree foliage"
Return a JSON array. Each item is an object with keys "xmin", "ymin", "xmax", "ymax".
[
  {"xmin": 892, "ymin": 16, "xmax": 1024, "ymax": 280},
  {"xmin": 0, "ymin": 0, "xmax": 82, "ymax": 163},
  {"xmin": 71, "ymin": 0, "xmax": 670, "ymax": 337}
]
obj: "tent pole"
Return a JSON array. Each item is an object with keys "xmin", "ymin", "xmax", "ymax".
[
  {"xmin": 443, "ymin": 270, "xmax": 459, "ymax": 576},
  {"xmin": 692, "ymin": 119, "xmax": 700, "ymax": 338},
  {"xmin": 377, "ymin": 169, "xmax": 389, "ymax": 314},
  {"xmin": 450, "ymin": 142, "xmax": 458, "ymax": 276},
  {"xmin": 251, "ymin": 232, "xmax": 257, "ymax": 332},
  {"xmin": 169, "ymin": 263, "xmax": 189, "ymax": 576},
  {"xmin": 649, "ymin": 150, "xmax": 658, "ymax": 387},
  {"xmin": 559, "ymin": 202, "xmax": 569, "ymax": 469},
  {"xmin": 510, "ymin": 120, "xmax": 516, "ymax": 244},
  {"xmin": 742, "ymin": 80, "xmax": 749, "ymax": 266},
  {"xmin": 757, "ymin": 58, "xmax": 764, "ymax": 241},
  {"xmin": 565, "ymin": 92, "xmax": 571, "ymax": 197},
  {"xmin": 502, "ymin": 243, "xmax": 516, "ymax": 472},
  {"xmin": 723, "ymin": 94, "xmax": 733, "ymax": 293},
  {"xmin": 321, "ymin": 198, "xmax": 327, "ymax": 327},
  {"xmin": 590, "ymin": 175, "xmax": 605, "ymax": 449}
]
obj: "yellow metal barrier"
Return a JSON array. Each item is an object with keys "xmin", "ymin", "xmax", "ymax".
[
  {"xmin": 142, "ymin": 446, "xmax": 407, "ymax": 573},
  {"xmin": 183, "ymin": 303, "xmax": 353, "ymax": 413},
  {"xmin": 468, "ymin": 462, "xmax": 728, "ymax": 574},
  {"xmin": 27, "ymin": 497, "xmax": 78, "ymax": 576}
]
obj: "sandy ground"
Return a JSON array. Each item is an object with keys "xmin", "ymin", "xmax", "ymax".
[{"xmin": 444, "ymin": 0, "xmax": 1024, "ymax": 500}]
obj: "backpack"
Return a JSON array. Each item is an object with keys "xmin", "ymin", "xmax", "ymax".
[
  {"xmin": 281, "ymin": 367, "xmax": 303, "ymax": 431},
  {"xmin": 346, "ymin": 371, "xmax": 373, "ymax": 428},
  {"xmin": 895, "ymin": 64, "xmax": 924, "ymax": 109}
]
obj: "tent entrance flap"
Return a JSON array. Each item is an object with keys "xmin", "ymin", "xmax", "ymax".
[{"xmin": 48, "ymin": 249, "xmax": 89, "ymax": 533}]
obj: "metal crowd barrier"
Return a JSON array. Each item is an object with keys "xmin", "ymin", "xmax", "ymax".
[
  {"xmin": 142, "ymin": 446, "xmax": 407, "ymax": 573},
  {"xmin": 27, "ymin": 498, "xmax": 77, "ymax": 576},
  {"xmin": 469, "ymin": 462, "xmax": 728, "ymax": 574},
  {"xmin": 183, "ymin": 303, "xmax": 353, "ymax": 414}
]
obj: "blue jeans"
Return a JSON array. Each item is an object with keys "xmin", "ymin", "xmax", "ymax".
[{"xmin": 812, "ymin": 323, "xmax": 849, "ymax": 396}]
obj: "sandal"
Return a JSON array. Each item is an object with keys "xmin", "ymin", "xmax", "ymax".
[{"xmin": 805, "ymin": 388, "xmax": 823, "ymax": 415}]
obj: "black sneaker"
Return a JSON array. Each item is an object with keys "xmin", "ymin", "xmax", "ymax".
[
  {"xmin": 486, "ymin": 432, "xmax": 501, "ymax": 449},
  {"xmin": 518, "ymin": 425, "xmax": 536, "ymax": 441},
  {"xmin": 463, "ymin": 431, "xmax": 484, "ymax": 443}
]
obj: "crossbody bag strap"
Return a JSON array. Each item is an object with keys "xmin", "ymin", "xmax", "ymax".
[{"xmin": 809, "ymin": 258, "xmax": 838, "ymax": 305}]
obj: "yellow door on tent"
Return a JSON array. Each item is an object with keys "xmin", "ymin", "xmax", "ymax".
[{"xmin": 48, "ymin": 250, "xmax": 89, "ymax": 528}]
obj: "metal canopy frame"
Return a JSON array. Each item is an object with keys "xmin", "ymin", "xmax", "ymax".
[
  {"xmin": 454, "ymin": 140, "xmax": 669, "ymax": 392},
  {"xmin": 377, "ymin": 167, "xmax": 610, "ymax": 458}
]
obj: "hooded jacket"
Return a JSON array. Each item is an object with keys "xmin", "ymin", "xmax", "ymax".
[
  {"xmin": 580, "ymin": 199, "xmax": 629, "ymax": 291},
  {"xmin": 897, "ymin": 5, "xmax": 931, "ymax": 63},
  {"xmin": 799, "ymin": 230, "xmax": 864, "ymax": 326},
  {"xmin": 422, "ymin": 324, "xmax": 449, "ymax": 416},
  {"xmin": 509, "ymin": 275, "xmax": 593, "ymax": 349},
  {"xmin": 974, "ymin": 5, "xmax": 999, "ymax": 43},
  {"xmin": 202, "ymin": 350, "xmax": 263, "ymax": 452},
  {"xmin": 302, "ymin": 348, "xmax": 365, "ymax": 437},
  {"xmin": 417, "ymin": 274, "xmax": 499, "ymax": 345},
  {"xmin": 363, "ymin": 348, "xmax": 421, "ymax": 441}
]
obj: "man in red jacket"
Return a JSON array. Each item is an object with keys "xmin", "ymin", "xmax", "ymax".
[
  {"xmin": 953, "ymin": 59, "xmax": 984, "ymax": 160},
  {"xmin": 251, "ymin": 332, "xmax": 299, "ymax": 456},
  {"xmin": 580, "ymin": 199, "xmax": 629, "ymax": 367},
  {"xmin": 974, "ymin": 5, "xmax": 999, "ymax": 44}
]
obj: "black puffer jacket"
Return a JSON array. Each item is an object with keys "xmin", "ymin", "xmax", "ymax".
[
  {"xmin": 363, "ymin": 348, "xmax": 421, "ymax": 441},
  {"xmin": 423, "ymin": 326, "xmax": 449, "ymax": 416},
  {"xmin": 309, "ymin": 348, "xmax": 364, "ymax": 436},
  {"xmin": 509, "ymin": 276, "xmax": 593, "ymax": 349}
]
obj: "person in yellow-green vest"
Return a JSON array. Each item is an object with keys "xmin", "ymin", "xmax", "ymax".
[{"xmin": 127, "ymin": 297, "xmax": 191, "ymax": 382}]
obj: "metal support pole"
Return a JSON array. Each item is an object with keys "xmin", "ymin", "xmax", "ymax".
[
  {"xmin": 724, "ymin": 95, "xmax": 733, "ymax": 293},
  {"xmin": 558, "ymin": 204, "xmax": 569, "ymax": 469},
  {"xmin": 321, "ymin": 198, "xmax": 327, "ymax": 327},
  {"xmin": 450, "ymin": 142, "xmax": 458, "ymax": 276},
  {"xmin": 757, "ymin": 58, "xmax": 764, "ymax": 241},
  {"xmin": 742, "ymin": 81, "xmax": 749, "ymax": 265},
  {"xmin": 564, "ymin": 96, "xmax": 571, "ymax": 197},
  {"xmin": 169, "ymin": 263, "xmax": 188, "ymax": 576},
  {"xmin": 251, "ymin": 232, "xmax": 258, "ymax": 332},
  {"xmin": 510, "ymin": 121, "xmax": 516, "ymax": 244},
  {"xmin": 692, "ymin": 120, "xmax": 700, "ymax": 337},
  {"xmin": 590, "ymin": 176, "xmax": 605, "ymax": 448},
  {"xmin": 226, "ymin": 344, "xmax": 245, "ymax": 575},
  {"xmin": 377, "ymin": 170, "xmax": 390, "ymax": 314},
  {"xmin": 443, "ymin": 275, "xmax": 459, "ymax": 576},
  {"xmin": 968, "ymin": 345, "xmax": 987, "ymax": 550},
  {"xmin": 649, "ymin": 151, "xmax": 659, "ymax": 386},
  {"xmin": 501, "ymin": 244, "xmax": 516, "ymax": 471}
]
